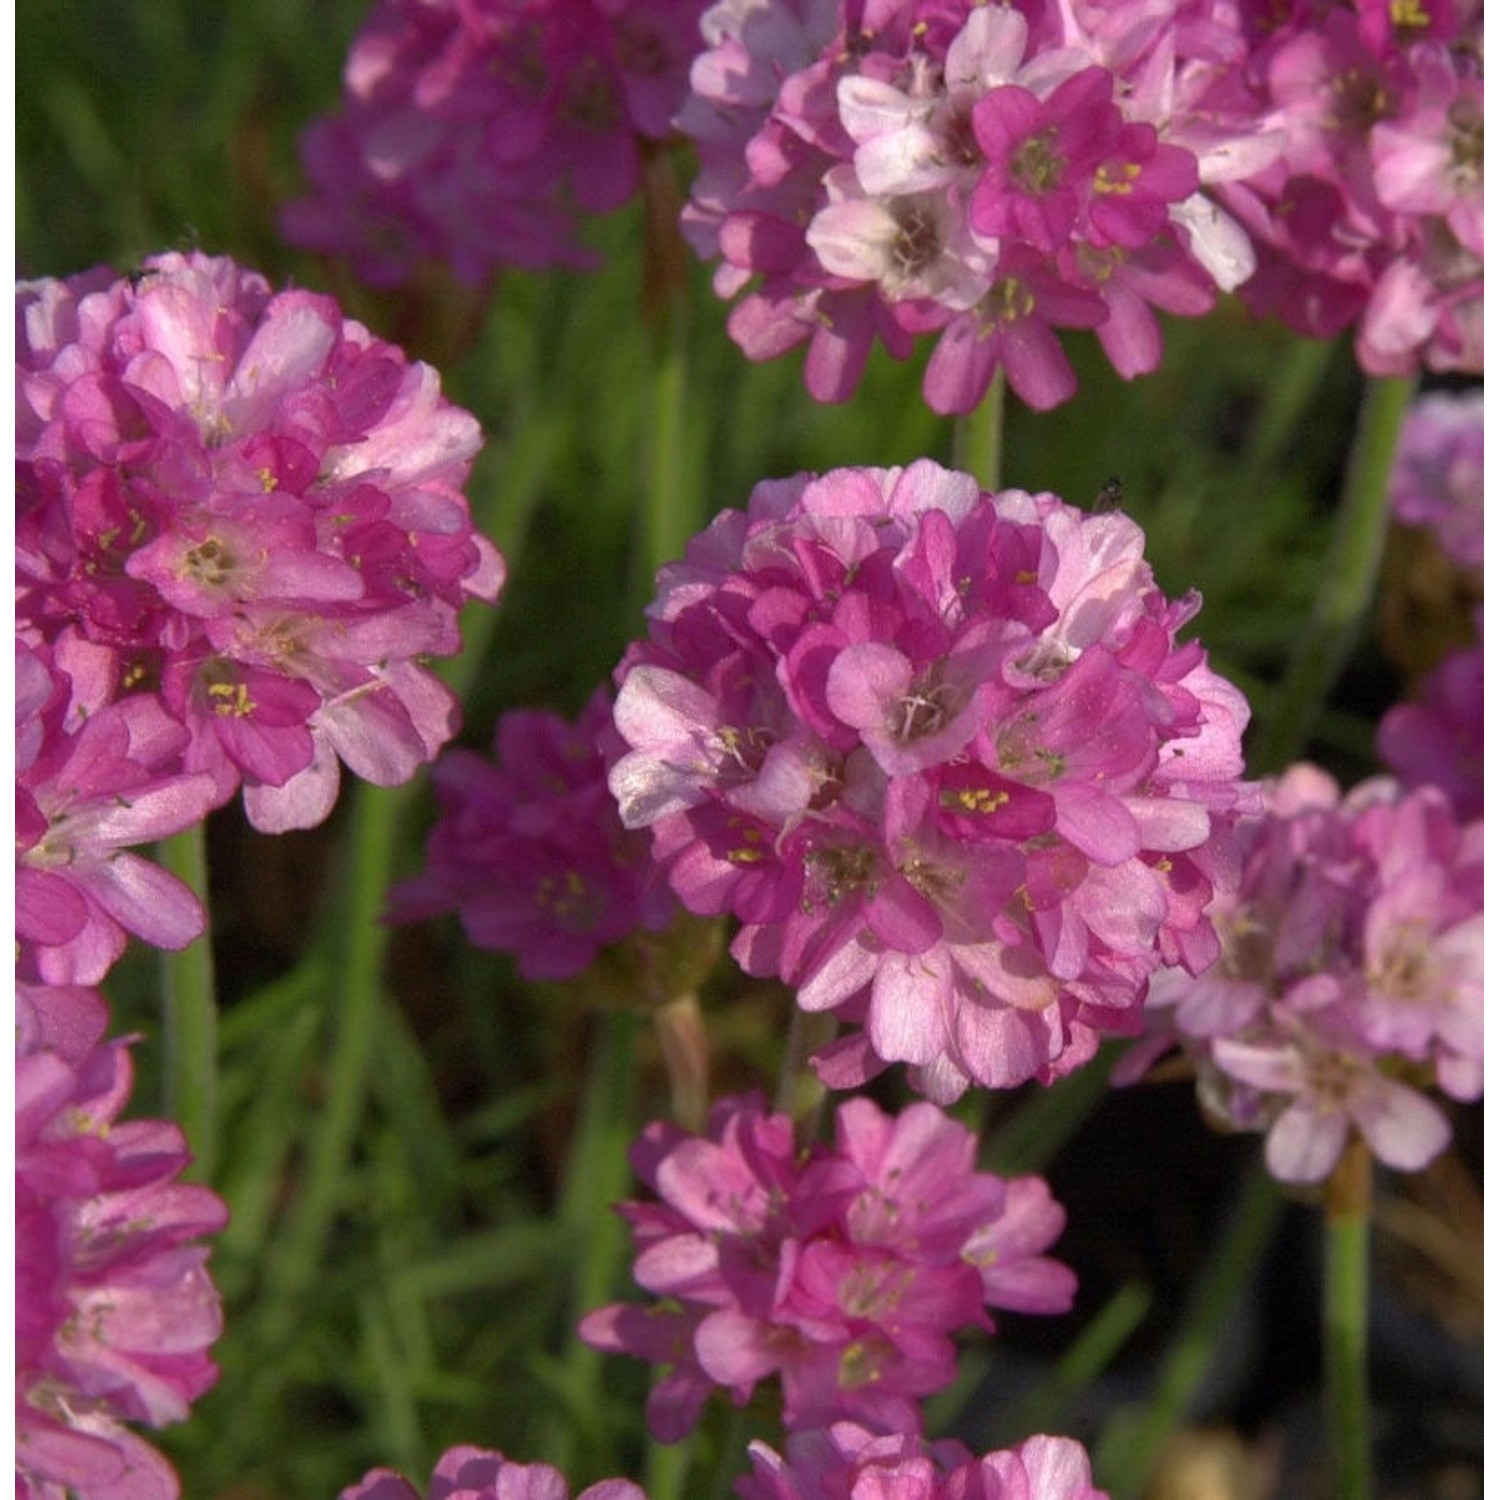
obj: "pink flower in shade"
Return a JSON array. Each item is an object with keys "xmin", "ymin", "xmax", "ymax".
[
  {"xmin": 1386, "ymin": 388, "xmax": 1483, "ymax": 570},
  {"xmin": 281, "ymin": 0, "xmax": 706, "ymax": 288},
  {"xmin": 16, "ymin": 641, "xmax": 220, "ymax": 987},
  {"xmin": 676, "ymin": 0, "xmax": 1266, "ymax": 413},
  {"xmin": 1378, "ymin": 640, "xmax": 1482, "ymax": 822},
  {"xmin": 338, "ymin": 1445, "xmax": 644, "ymax": 1500},
  {"xmin": 579, "ymin": 1093, "xmax": 1075, "ymax": 1441},
  {"xmin": 16, "ymin": 251, "xmax": 505, "ymax": 833},
  {"xmin": 1125, "ymin": 765, "xmax": 1482, "ymax": 1184},
  {"xmin": 16, "ymin": 984, "xmax": 229, "ymax": 1500},
  {"xmin": 737, "ymin": 1423, "xmax": 1108, "ymax": 1500},
  {"xmin": 387, "ymin": 687, "xmax": 676, "ymax": 980},
  {"xmin": 608, "ymin": 462, "xmax": 1255, "ymax": 1100}
]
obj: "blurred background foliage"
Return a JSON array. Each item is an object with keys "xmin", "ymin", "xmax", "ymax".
[{"xmin": 16, "ymin": 4, "xmax": 1480, "ymax": 1500}]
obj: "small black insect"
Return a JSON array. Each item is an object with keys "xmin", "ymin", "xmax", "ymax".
[{"xmin": 1093, "ymin": 475, "xmax": 1126, "ymax": 512}]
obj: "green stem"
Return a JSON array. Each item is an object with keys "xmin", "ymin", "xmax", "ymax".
[
  {"xmin": 953, "ymin": 373, "xmax": 1006, "ymax": 491},
  {"xmin": 546, "ymin": 1010, "xmax": 641, "ymax": 1476},
  {"xmin": 1094, "ymin": 1165, "xmax": 1284, "ymax": 1498},
  {"xmin": 1241, "ymin": 336, "xmax": 1337, "ymax": 478},
  {"xmin": 258, "ymin": 779, "xmax": 408, "ymax": 1348},
  {"xmin": 158, "ymin": 821, "xmax": 218, "ymax": 1182},
  {"xmin": 1325, "ymin": 1141, "xmax": 1374, "ymax": 1500},
  {"xmin": 635, "ymin": 298, "xmax": 693, "ymax": 614},
  {"xmin": 774, "ymin": 1000, "xmax": 835, "ymax": 1142},
  {"xmin": 1252, "ymin": 373, "xmax": 1417, "ymax": 772}
]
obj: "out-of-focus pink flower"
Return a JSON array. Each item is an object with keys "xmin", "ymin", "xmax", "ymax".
[
  {"xmin": 1387, "ymin": 388, "xmax": 1483, "ymax": 569},
  {"xmin": 16, "ymin": 640, "xmax": 220, "ymax": 986},
  {"xmin": 1128, "ymin": 764, "xmax": 1482, "ymax": 1183},
  {"xmin": 677, "ymin": 0, "xmax": 1268, "ymax": 413},
  {"xmin": 339, "ymin": 1444, "xmax": 646, "ymax": 1500},
  {"xmin": 579, "ymin": 1092, "xmax": 1075, "ymax": 1440},
  {"xmin": 16, "ymin": 251, "xmax": 504, "ymax": 833},
  {"xmin": 1378, "ymin": 639, "xmax": 1482, "ymax": 822},
  {"xmin": 16, "ymin": 985, "xmax": 228, "ymax": 1500},
  {"xmin": 736, "ymin": 1421, "xmax": 1108, "ymax": 1499},
  {"xmin": 608, "ymin": 461, "xmax": 1255, "ymax": 1099},
  {"xmin": 282, "ymin": 0, "xmax": 707, "ymax": 287},
  {"xmin": 387, "ymin": 687, "xmax": 676, "ymax": 979}
]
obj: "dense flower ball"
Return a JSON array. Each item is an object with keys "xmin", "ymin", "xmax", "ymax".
[
  {"xmin": 339, "ymin": 1445, "xmax": 645, "ymax": 1500},
  {"xmin": 282, "ymin": 0, "xmax": 707, "ymax": 287},
  {"xmin": 1210, "ymin": 0, "xmax": 1483, "ymax": 374},
  {"xmin": 1387, "ymin": 388, "xmax": 1484, "ymax": 569},
  {"xmin": 1378, "ymin": 637, "xmax": 1483, "ymax": 822},
  {"xmin": 1128, "ymin": 765, "xmax": 1483, "ymax": 1183},
  {"xmin": 16, "ymin": 983, "xmax": 229, "ymax": 1500},
  {"xmin": 675, "ymin": 0, "xmax": 1273, "ymax": 412},
  {"xmin": 387, "ymin": 686, "xmax": 675, "ymax": 979},
  {"xmin": 738, "ymin": 1422, "xmax": 1108, "ymax": 1500},
  {"xmin": 16, "ymin": 639, "xmax": 220, "ymax": 985},
  {"xmin": 579, "ymin": 1093, "xmax": 1075, "ymax": 1440},
  {"xmin": 16, "ymin": 251, "xmax": 505, "ymax": 832},
  {"xmin": 608, "ymin": 460, "xmax": 1255, "ymax": 1100}
]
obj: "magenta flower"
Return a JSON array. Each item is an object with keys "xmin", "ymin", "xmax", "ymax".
[
  {"xmin": 737, "ymin": 1422, "xmax": 1108, "ymax": 1500},
  {"xmin": 16, "ymin": 984, "xmax": 229, "ymax": 1500},
  {"xmin": 16, "ymin": 251, "xmax": 505, "ymax": 832},
  {"xmin": 676, "ymin": 0, "xmax": 1266, "ymax": 412},
  {"xmin": 1377, "ymin": 640, "xmax": 1482, "ymax": 822},
  {"xmin": 282, "ymin": 0, "xmax": 706, "ymax": 287},
  {"xmin": 1386, "ymin": 389, "xmax": 1483, "ymax": 570},
  {"xmin": 339, "ymin": 1445, "xmax": 644, "ymax": 1500},
  {"xmin": 387, "ymin": 687, "xmax": 676, "ymax": 980},
  {"xmin": 579, "ymin": 1092, "xmax": 1075, "ymax": 1441},
  {"xmin": 16, "ymin": 640, "xmax": 220, "ymax": 986},
  {"xmin": 1129, "ymin": 765, "xmax": 1482, "ymax": 1183},
  {"xmin": 608, "ymin": 461, "xmax": 1254, "ymax": 1099}
]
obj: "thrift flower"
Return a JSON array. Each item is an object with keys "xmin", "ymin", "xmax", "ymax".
[
  {"xmin": 282, "ymin": 0, "xmax": 707, "ymax": 287},
  {"xmin": 339, "ymin": 1445, "xmax": 644, "ymax": 1500},
  {"xmin": 737, "ymin": 1422, "xmax": 1107, "ymax": 1500},
  {"xmin": 16, "ymin": 251, "xmax": 505, "ymax": 832},
  {"xmin": 1377, "ymin": 640, "xmax": 1482, "ymax": 822},
  {"xmin": 608, "ymin": 461, "xmax": 1254, "ymax": 1099},
  {"xmin": 579, "ymin": 1093, "xmax": 1075, "ymax": 1440},
  {"xmin": 1387, "ymin": 388, "xmax": 1483, "ymax": 570},
  {"xmin": 16, "ymin": 984, "xmax": 228, "ymax": 1500},
  {"xmin": 387, "ymin": 687, "xmax": 676, "ymax": 980},
  {"xmin": 1128, "ymin": 765, "xmax": 1482, "ymax": 1183}
]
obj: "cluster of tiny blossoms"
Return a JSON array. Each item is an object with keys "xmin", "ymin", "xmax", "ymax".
[
  {"xmin": 16, "ymin": 252, "xmax": 503, "ymax": 861},
  {"xmin": 283, "ymin": 0, "xmax": 708, "ymax": 287},
  {"xmin": 388, "ymin": 687, "xmax": 676, "ymax": 979},
  {"xmin": 339, "ymin": 1445, "xmax": 645, "ymax": 1500},
  {"xmin": 675, "ymin": 0, "xmax": 1276, "ymax": 412},
  {"xmin": 608, "ymin": 460, "xmax": 1254, "ymax": 1100},
  {"xmin": 581, "ymin": 1092, "xmax": 1075, "ymax": 1440},
  {"xmin": 1213, "ymin": 0, "xmax": 1483, "ymax": 376},
  {"xmin": 740, "ymin": 1424, "xmax": 1106, "ymax": 1500},
  {"xmin": 1130, "ymin": 765, "xmax": 1482, "ymax": 1184},
  {"xmin": 16, "ymin": 983, "xmax": 229, "ymax": 1500}
]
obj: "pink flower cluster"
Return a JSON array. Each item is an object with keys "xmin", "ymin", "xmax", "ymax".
[
  {"xmin": 16, "ymin": 983, "xmax": 229, "ymax": 1500},
  {"xmin": 16, "ymin": 251, "xmax": 505, "ymax": 838},
  {"xmin": 388, "ymin": 687, "xmax": 674, "ymax": 980},
  {"xmin": 739, "ymin": 1423, "xmax": 1106, "ymax": 1500},
  {"xmin": 1386, "ymin": 388, "xmax": 1484, "ymax": 570},
  {"xmin": 282, "ymin": 0, "xmax": 707, "ymax": 287},
  {"xmin": 608, "ymin": 461, "xmax": 1254, "ymax": 1100},
  {"xmin": 1213, "ymin": 0, "xmax": 1483, "ymax": 374},
  {"xmin": 675, "ymin": 0, "xmax": 1275, "ymax": 412},
  {"xmin": 579, "ymin": 1093, "xmax": 1076, "ymax": 1441},
  {"xmin": 340, "ymin": 1445, "xmax": 644, "ymax": 1500},
  {"xmin": 1130, "ymin": 765, "xmax": 1483, "ymax": 1183},
  {"xmin": 1378, "ymin": 637, "xmax": 1483, "ymax": 823}
]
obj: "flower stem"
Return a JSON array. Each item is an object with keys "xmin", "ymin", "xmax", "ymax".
[
  {"xmin": 258, "ymin": 778, "xmax": 408, "ymax": 1348},
  {"xmin": 1094, "ymin": 1163, "xmax": 1284, "ymax": 1497},
  {"xmin": 1324, "ymin": 1138, "xmax": 1374, "ymax": 1500},
  {"xmin": 775, "ymin": 999, "xmax": 835, "ymax": 1143},
  {"xmin": 158, "ymin": 821, "xmax": 219, "ymax": 1182},
  {"xmin": 1252, "ymin": 373, "xmax": 1417, "ymax": 772},
  {"xmin": 953, "ymin": 373, "xmax": 1006, "ymax": 491}
]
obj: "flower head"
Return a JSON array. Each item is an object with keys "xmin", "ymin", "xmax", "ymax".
[
  {"xmin": 16, "ymin": 251, "xmax": 504, "ymax": 832},
  {"xmin": 1131, "ymin": 765, "xmax": 1482, "ymax": 1183},
  {"xmin": 579, "ymin": 1092, "xmax": 1075, "ymax": 1440},
  {"xmin": 608, "ymin": 461, "xmax": 1254, "ymax": 1099},
  {"xmin": 1386, "ymin": 388, "xmax": 1483, "ymax": 569},
  {"xmin": 16, "ymin": 984, "xmax": 229, "ymax": 1500},
  {"xmin": 339, "ymin": 1445, "xmax": 645, "ymax": 1500}
]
